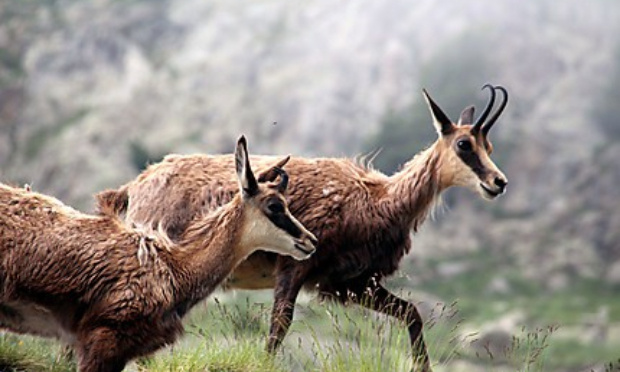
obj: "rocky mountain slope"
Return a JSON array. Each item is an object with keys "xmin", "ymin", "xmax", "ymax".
[{"xmin": 0, "ymin": 0, "xmax": 619, "ymax": 286}]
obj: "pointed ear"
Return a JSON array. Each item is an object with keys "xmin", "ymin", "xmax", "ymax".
[
  {"xmin": 235, "ymin": 135, "xmax": 258, "ymax": 197},
  {"xmin": 257, "ymin": 155, "xmax": 291, "ymax": 183},
  {"xmin": 422, "ymin": 89, "xmax": 454, "ymax": 136},
  {"xmin": 457, "ymin": 105, "xmax": 475, "ymax": 125}
]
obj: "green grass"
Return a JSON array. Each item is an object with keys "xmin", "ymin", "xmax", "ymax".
[
  {"xmin": 286, "ymin": 302, "xmax": 413, "ymax": 371},
  {"xmin": 405, "ymin": 262, "xmax": 620, "ymax": 371},
  {"xmin": 0, "ymin": 299, "xmax": 587, "ymax": 372},
  {"xmin": 136, "ymin": 338, "xmax": 285, "ymax": 372},
  {"xmin": 0, "ymin": 333, "xmax": 74, "ymax": 372},
  {"xmin": 0, "ymin": 296, "xmax": 462, "ymax": 372},
  {"xmin": 542, "ymin": 338, "xmax": 619, "ymax": 370},
  {"xmin": 1, "ymin": 276, "xmax": 618, "ymax": 372}
]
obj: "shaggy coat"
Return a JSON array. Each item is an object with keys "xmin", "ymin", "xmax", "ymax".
[
  {"xmin": 0, "ymin": 136, "xmax": 315, "ymax": 372},
  {"xmin": 97, "ymin": 86, "xmax": 509, "ymax": 371}
]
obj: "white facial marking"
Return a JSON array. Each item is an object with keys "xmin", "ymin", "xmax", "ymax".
[{"xmin": 239, "ymin": 207, "xmax": 307, "ymax": 261}]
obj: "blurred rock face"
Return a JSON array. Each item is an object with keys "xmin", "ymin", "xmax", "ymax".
[{"xmin": 0, "ymin": 0, "xmax": 618, "ymax": 285}]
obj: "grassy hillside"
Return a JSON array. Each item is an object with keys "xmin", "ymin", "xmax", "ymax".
[
  {"xmin": 1, "ymin": 1, "xmax": 620, "ymax": 371},
  {"xmin": 2, "ymin": 274, "xmax": 618, "ymax": 372}
]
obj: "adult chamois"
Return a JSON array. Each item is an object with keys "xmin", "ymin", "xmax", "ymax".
[
  {"xmin": 97, "ymin": 85, "xmax": 509, "ymax": 371},
  {"xmin": 0, "ymin": 136, "xmax": 316, "ymax": 372}
]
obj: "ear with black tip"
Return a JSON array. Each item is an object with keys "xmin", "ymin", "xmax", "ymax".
[
  {"xmin": 457, "ymin": 105, "xmax": 475, "ymax": 125},
  {"xmin": 257, "ymin": 155, "xmax": 291, "ymax": 182},
  {"xmin": 235, "ymin": 135, "xmax": 259, "ymax": 197},
  {"xmin": 422, "ymin": 89, "xmax": 454, "ymax": 136}
]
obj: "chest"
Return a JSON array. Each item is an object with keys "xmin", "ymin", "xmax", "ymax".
[{"xmin": 311, "ymin": 201, "xmax": 412, "ymax": 279}]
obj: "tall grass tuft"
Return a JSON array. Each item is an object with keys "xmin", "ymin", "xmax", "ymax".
[
  {"xmin": 0, "ymin": 293, "xmax": 593, "ymax": 372},
  {"xmin": 0, "ymin": 332, "xmax": 75, "ymax": 372},
  {"xmin": 137, "ymin": 295, "xmax": 287, "ymax": 372}
]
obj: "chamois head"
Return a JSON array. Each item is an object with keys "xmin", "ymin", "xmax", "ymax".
[
  {"xmin": 235, "ymin": 135, "xmax": 317, "ymax": 260},
  {"xmin": 424, "ymin": 84, "xmax": 508, "ymax": 200}
]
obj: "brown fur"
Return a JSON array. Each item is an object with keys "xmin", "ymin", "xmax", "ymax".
[
  {"xmin": 97, "ymin": 87, "xmax": 509, "ymax": 371},
  {"xmin": 0, "ymin": 137, "xmax": 315, "ymax": 372}
]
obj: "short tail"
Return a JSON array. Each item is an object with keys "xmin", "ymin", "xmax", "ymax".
[{"xmin": 96, "ymin": 187, "xmax": 129, "ymax": 217}]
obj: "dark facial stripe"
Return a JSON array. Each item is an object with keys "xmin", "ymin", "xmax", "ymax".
[
  {"xmin": 267, "ymin": 212, "xmax": 303, "ymax": 239},
  {"xmin": 457, "ymin": 150, "xmax": 487, "ymax": 179}
]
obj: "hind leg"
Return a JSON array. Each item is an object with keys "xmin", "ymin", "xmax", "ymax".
[{"xmin": 350, "ymin": 282, "xmax": 432, "ymax": 372}]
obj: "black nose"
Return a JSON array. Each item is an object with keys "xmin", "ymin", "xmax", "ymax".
[{"xmin": 494, "ymin": 177, "xmax": 507, "ymax": 191}]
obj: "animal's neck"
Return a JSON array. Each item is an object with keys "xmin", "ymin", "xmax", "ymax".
[
  {"xmin": 171, "ymin": 199, "xmax": 244, "ymax": 306},
  {"xmin": 386, "ymin": 144, "xmax": 443, "ymax": 232}
]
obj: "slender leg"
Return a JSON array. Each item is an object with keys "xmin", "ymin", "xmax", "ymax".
[
  {"xmin": 352, "ymin": 282, "xmax": 432, "ymax": 372},
  {"xmin": 77, "ymin": 327, "xmax": 128, "ymax": 372},
  {"xmin": 266, "ymin": 264, "xmax": 307, "ymax": 353}
]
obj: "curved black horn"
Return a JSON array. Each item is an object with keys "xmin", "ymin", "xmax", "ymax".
[
  {"xmin": 481, "ymin": 86, "xmax": 508, "ymax": 137},
  {"xmin": 272, "ymin": 167, "xmax": 289, "ymax": 193},
  {"xmin": 472, "ymin": 84, "xmax": 496, "ymax": 134}
]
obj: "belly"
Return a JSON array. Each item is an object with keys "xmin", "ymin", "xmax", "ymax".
[
  {"xmin": 224, "ymin": 253, "xmax": 276, "ymax": 289},
  {"xmin": 0, "ymin": 302, "xmax": 75, "ymax": 345}
]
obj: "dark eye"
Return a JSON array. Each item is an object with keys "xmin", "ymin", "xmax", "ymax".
[
  {"xmin": 267, "ymin": 201, "xmax": 285, "ymax": 214},
  {"xmin": 457, "ymin": 140, "xmax": 473, "ymax": 152}
]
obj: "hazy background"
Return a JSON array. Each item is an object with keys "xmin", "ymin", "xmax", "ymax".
[{"xmin": 1, "ymin": 0, "xmax": 619, "ymax": 370}]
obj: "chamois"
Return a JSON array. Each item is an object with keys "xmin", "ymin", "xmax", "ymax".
[
  {"xmin": 97, "ymin": 85, "xmax": 509, "ymax": 371},
  {"xmin": 0, "ymin": 136, "xmax": 317, "ymax": 372}
]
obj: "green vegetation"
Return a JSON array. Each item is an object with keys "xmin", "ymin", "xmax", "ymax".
[
  {"xmin": 137, "ymin": 338, "xmax": 285, "ymax": 372},
  {"xmin": 0, "ymin": 333, "xmax": 74, "ymax": 372},
  {"xmin": 4, "ymin": 271, "xmax": 617, "ymax": 372},
  {"xmin": 404, "ymin": 259, "xmax": 620, "ymax": 370}
]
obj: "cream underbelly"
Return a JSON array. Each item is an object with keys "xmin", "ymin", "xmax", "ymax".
[
  {"xmin": 224, "ymin": 255, "xmax": 276, "ymax": 289},
  {"xmin": 0, "ymin": 301, "xmax": 75, "ymax": 345}
]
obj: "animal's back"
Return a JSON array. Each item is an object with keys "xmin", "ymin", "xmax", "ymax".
[
  {"xmin": 124, "ymin": 153, "xmax": 239, "ymax": 240},
  {"xmin": 1, "ymin": 184, "xmax": 132, "ymax": 287},
  {"xmin": 123, "ymin": 153, "xmax": 383, "ymax": 233},
  {"xmin": 0, "ymin": 184, "xmax": 175, "ymax": 341},
  {"xmin": 110, "ymin": 153, "xmax": 409, "ymax": 290}
]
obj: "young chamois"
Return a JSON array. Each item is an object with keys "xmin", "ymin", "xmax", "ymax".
[
  {"xmin": 97, "ymin": 85, "xmax": 509, "ymax": 372},
  {"xmin": 0, "ymin": 136, "xmax": 316, "ymax": 372}
]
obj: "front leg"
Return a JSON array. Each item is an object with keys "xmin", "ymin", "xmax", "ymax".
[
  {"xmin": 76, "ymin": 326, "xmax": 128, "ymax": 372},
  {"xmin": 352, "ymin": 282, "xmax": 432, "ymax": 372},
  {"xmin": 266, "ymin": 262, "xmax": 308, "ymax": 353},
  {"xmin": 76, "ymin": 314, "xmax": 183, "ymax": 372}
]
